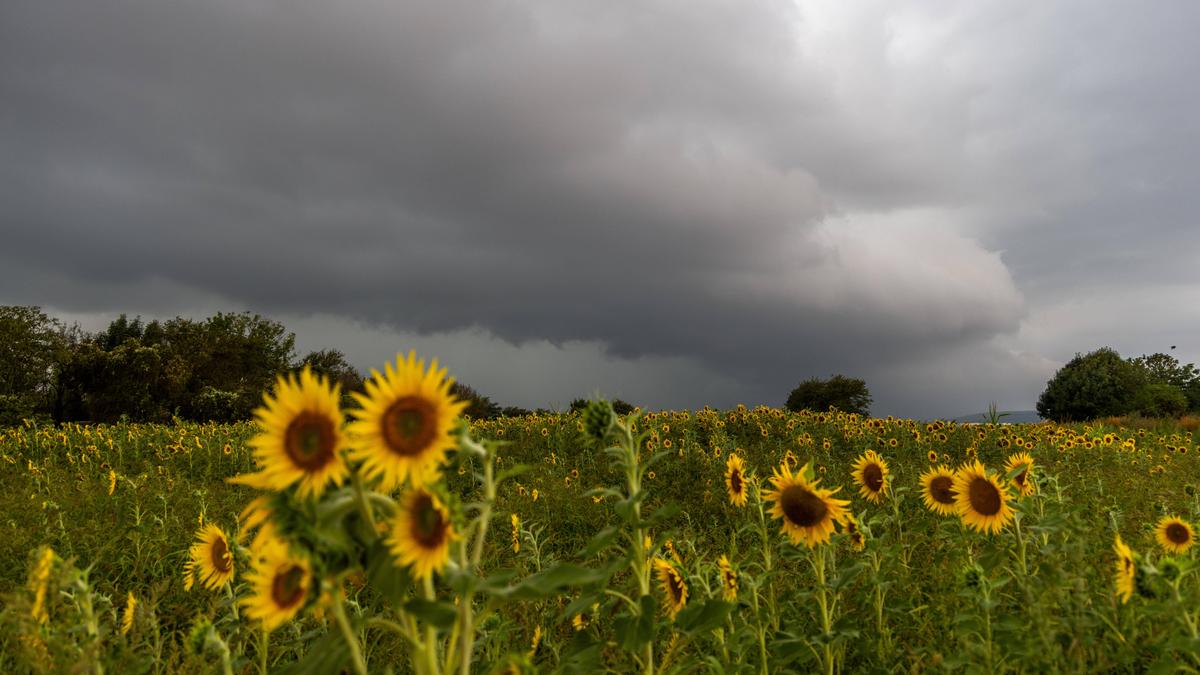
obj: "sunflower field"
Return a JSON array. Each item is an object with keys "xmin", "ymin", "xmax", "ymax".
[{"xmin": 2, "ymin": 352, "xmax": 1199, "ymax": 673}]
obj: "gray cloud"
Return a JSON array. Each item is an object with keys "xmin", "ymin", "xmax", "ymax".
[{"xmin": 2, "ymin": 1, "xmax": 1197, "ymax": 415}]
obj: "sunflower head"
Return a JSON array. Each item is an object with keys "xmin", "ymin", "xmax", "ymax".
[
  {"xmin": 1155, "ymin": 516, "xmax": 1194, "ymax": 554},
  {"xmin": 653, "ymin": 558, "xmax": 688, "ymax": 618},
  {"xmin": 851, "ymin": 450, "xmax": 889, "ymax": 503},
  {"xmin": 952, "ymin": 461, "xmax": 1014, "ymax": 534},
  {"xmin": 189, "ymin": 524, "xmax": 235, "ymax": 591},
  {"xmin": 725, "ymin": 454, "xmax": 748, "ymax": 507},
  {"xmin": 1004, "ymin": 452, "xmax": 1036, "ymax": 497},
  {"xmin": 919, "ymin": 465, "xmax": 959, "ymax": 516},
  {"xmin": 841, "ymin": 512, "xmax": 866, "ymax": 552},
  {"xmin": 1113, "ymin": 534, "xmax": 1136, "ymax": 604},
  {"xmin": 762, "ymin": 463, "xmax": 850, "ymax": 548},
  {"xmin": 717, "ymin": 554, "xmax": 738, "ymax": 601},
  {"xmin": 387, "ymin": 487, "xmax": 457, "ymax": 581},
  {"xmin": 231, "ymin": 367, "xmax": 348, "ymax": 499},
  {"xmin": 349, "ymin": 352, "xmax": 468, "ymax": 491},
  {"xmin": 241, "ymin": 534, "xmax": 312, "ymax": 632}
]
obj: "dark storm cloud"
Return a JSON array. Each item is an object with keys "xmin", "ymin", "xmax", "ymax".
[{"xmin": 2, "ymin": 1, "xmax": 1197, "ymax": 414}]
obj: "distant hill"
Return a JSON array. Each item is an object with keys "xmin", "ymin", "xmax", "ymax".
[{"xmin": 950, "ymin": 410, "xmax": 1043, "ymax": 424}]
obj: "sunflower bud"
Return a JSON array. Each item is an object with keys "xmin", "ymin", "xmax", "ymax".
[{"xmin": 582, "ymin": 400, "xmax": 616, "ymax": 442}]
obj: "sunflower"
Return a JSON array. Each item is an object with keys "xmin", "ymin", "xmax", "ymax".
[
  {"xmin": 927, "ymin": 450, "xmax": 938, "ymax": 463},
  {"xmin": 1155, "ymin": 516, "xmax": 1194, "ymax": 554},
  {"xmin": 511, "ymin": 513, "xmax": 521, "ymax": 553},
  {"xmin": 188, "ymin": 524, "xmax": 235, "ymax": 591},
  {"xmin": 762, "ymin": 463, "xmax": 850, "ymax": 548},
  {"xmin": 919, "ymin": 465, "xmax": 959, "ymax": 516},
  {"xmin": 725, "ymin": 454, "xmax": 748, "ymax": 507},
  {"xmin": 653, "ymin": 558, "xmax": 688, "ymax": 618},
  {"xmin": 387, "ymin": 487, "xmax": 457, "ymax": 581},
  {"xmin": 842, "ymin": 512, "xmax": 866, "ymax": 552},
  {"xmin": 851, "ymin": 450, "xmax": 889, "ymax": 503},
  {"xmin": 952, "ymin": 462, "xmax": 1014, "ymax": 534},
  {"xmin": 1113, "ymin": 534, "xmax": 1136, "ymax": 604},
  {"xmin": 121, "ymin": 592, "xmax": 137, "ymax": 636},
  {"xmin": 349, "ymin": 352, "xmax": 468, "ymax": 491},
  {"xmin": 241, "ymin": 535, "xmax": 311, "ymax": 632},
  {"xmin": 30, "ymin": 546, "xmax": 55, "ymax": 624},
  {"xmin": 230, "ymin": 368, "xmax": 348, "ymax": 498},
  {"xmin": 1004, "ymin": 452, "xmax": 1036, "ymax": 497},
  {"xmin": 717, "ymin": 554, "xmax": 738, "ymax": 601}
]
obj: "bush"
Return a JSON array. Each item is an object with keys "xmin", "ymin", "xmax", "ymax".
[
  {"xmin": 1036, "ymin": 348, "xmax": 1145, "ymax": 422},
  {"xmin": 785, "ymin": 375, "xmax": 872, "ymax": 416},
  {"xmin": 1131, "ymin": 383, "xmax": 1189, "ymax": 418}
]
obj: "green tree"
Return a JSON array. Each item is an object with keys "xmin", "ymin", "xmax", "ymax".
[
  {"xmin": 450, "ymin": 382, "xmax": 501, "ymax": 420},
  {"xmin": 785, "ymin": 375, "xmax": 872, "ymax": 416},
  {"xmin": 1129, "ymin": 352, "xmax": 1200, "ymax": 412},
  {"xmin": 1036, "ymin": 348, "xmax": 1146, "ymax": 422},
  {"xmin": 0, "ymin": 306, "xmax": 66, "ymax": 423}
]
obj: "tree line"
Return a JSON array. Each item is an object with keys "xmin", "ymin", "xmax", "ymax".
[
  {"xmin": 1036, "ymin": 347, "xmax": 1200, "ymax": 422},
  {"xmin": 0, "ymin": 306, "xmax": 562, "ymax": 425}
]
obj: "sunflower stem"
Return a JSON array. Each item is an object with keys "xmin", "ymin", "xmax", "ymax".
[
  {"xmin": 423, "ymin": 574, "xmax": 441, "ymax": 675},
  {"xmin": 812, "ymin": 546, "xmax": 834, "ymax": 675},
  {"xmin": 1013, "ymin": 512, "xmax": 1028, "ymax": 577},
  {"xmin": 350, "ymin": 468, "xmax": 379, "ymax": 541},
  {"xmin": 258, "ymin": 627, "xmax": 268, "ymax": 675},
  {"xmin": 330, "ymin": 593, "xmax": 369, "ymax": 675}
]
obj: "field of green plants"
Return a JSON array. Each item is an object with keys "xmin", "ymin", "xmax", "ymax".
[{"xmin": 2, "ymin": 356, "xmax": 1198, "ymax": 673}]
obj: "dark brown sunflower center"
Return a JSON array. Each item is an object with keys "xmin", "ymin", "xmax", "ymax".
[
  {"xmin": 930, "ymin": 476, "xmax": 957, "ymax": 505},
  {"xmin": 863, "ymin": 464, "xmax": 884, "ymax": 492},
  {"xmin": 1122, "ymin": 556, "xmax": 1134, "ymax": 573},
  {"xmin": 271, "ymin": 564, "xmax": 307, "ymax": 610},
  {"xmin": 1014, "ymin": 468, "xmax": 1028, "ymax": 487},
  {"xmin": 780, "ymin": 485, "xmax": 828, "ymax": 528},
  {"xmin": 210, "ymin": 537, "xmax": 232, "ymax": 573},
  {"xmin": 968, "ymin": 477, "xmax": 1002, "ymax": 516},
  {"xmin": 382, "ymin": 396, "xmax": 437, "ymax": 457},
  {"xmin": 666, "ymin": 570, "xmax": 685, "ymax": 602},
  {"xmin": 1166, "ymin": 523, "xmax": 1190, "ymax": 544},
  {"xmin": 283, "ymin": 412, "xmax": 336, "ymax": 471},
  {"xmin": 410, "ymin": 493, "xmax": 448, "ymax": 549},
  {"xmin": 729, "ymin": 468, "xmax": 744, "ymax": 495}
]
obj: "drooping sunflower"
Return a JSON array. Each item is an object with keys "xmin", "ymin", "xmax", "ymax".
[
  {"xmin": 121, "ymin": 592, "xmax": 137, "ymax": 636},
  {"xmin": 952, "ymin": 462, "xmax": 1014, "ymax": 534},
  {"xmin": 842, "ymin": 512, "xmax": 866, "ymax": 552},
  {"xmin": 1004, "ymin": 452, "xmax": 1036, "ymax": 497},
  {"xmin": 725, "ymin": 454, "xmax": 748, "ymax": 507},
  {"xmin": 241, "ymin": 535, "xmax": 312, "ymax": 632},
  {"xmin": 653, "ymin": 558, "xmax": 688, "ymax": 618},
  {"xmin": 1113, "ymin": 534, "xmax": 1136, "ymax": 604},
  {"xmin": 349, "ymin": 352, "xmax": 468, "ymax": 491},
  {"xmin": 1155, "ymin": 516, "xmax": 1194, "ymax": 554},
  {"xmin": 717, "ymin": 554, "xmax": 738, "ymax": 601},
  {"xmin": 387, "ymin": 487, "xmax": 457, "ymax": 581},
  {"xmin": 188, "ymin": 524, "xmax": 235, "ymax": 591},
  {"xmin": 919, "ymin": 465, "xmax": 959, "ymax": 516},
  {"xmin": 230, "ymin": 368, "xmax": 348, "ymax": 498},
  {"xmin": 851, "ymin": 450, "xmax": 890, "ymax": 503},
  {"xmin": 762, "ymin": 463, "xmax": 850, "ymax": 548}
]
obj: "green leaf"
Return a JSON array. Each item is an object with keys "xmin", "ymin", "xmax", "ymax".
[
  {"xmin": 615, "ymin": 595, "xmax": 658, "ymax": 651},
  {"xmin": 275, "ymin": 628, "xmax": 351, "ymax": 675},
  {"xmin": 496, "ymin": 463, "xmax": 533, "ymax": 485},
  {"xmin": 364, "ymin": 540, "xmax": 412, "ymax": 605},
  {"xmin": 403, "ymin": 597, "xmax": 457, "ymax": 630},
  {"xmin": 674, "ymin": 599, "xmax": 735, "ymax": 634},
  {"xmin": 500, "ymin": 563, "xmax": 612, "ymax": 600}
]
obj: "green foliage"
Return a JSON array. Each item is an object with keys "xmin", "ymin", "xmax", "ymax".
[
  {"xmin": 0, "ymin": 306, "xmax": 66, "ymax": 424},
  {"xmin": 1130, "ymin": 352, "xmax": 1200, "ymax": 413},
  {"xmin": 1037, "ymin": 347, "xmax": 1147, "ymax": 422},
  {"xmin": 1131, "ymin": 383, "xmax": 1190, "ymax": 418},
  {"xmin": 785, "ymin": 375, "xmax": 872, "ymax": 415},
  {"xmin": 450, "ymin": 382, "xmax": 502, "ymax": 420}
]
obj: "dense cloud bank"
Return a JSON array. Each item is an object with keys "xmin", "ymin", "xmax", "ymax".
[{"xmin": 3, "ymin": 1, "xmax": 1198, "ymax": 415}]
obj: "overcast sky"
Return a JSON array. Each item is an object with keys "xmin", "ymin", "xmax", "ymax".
[{"xmin": 2, "ymin": 1, "xmax": 1198, "ymax": 417}]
